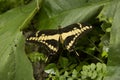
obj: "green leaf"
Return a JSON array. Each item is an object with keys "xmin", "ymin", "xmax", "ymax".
[
  {"xmin": 69, "ymin": 64, "xmax": 77, "ymax": 69},
  {"xmin": 27, "ymin": 52, "xmax": 46, "ymax": 62},
  {"xmin": 96, "ymin": 63, "xmax": 102, "ymax": 71},
  {"xmin": 104, "ymin": 0, "xmax": 120, "ymax": 80},
  {"xmin": 45, "ymin": 63, "xmax": 57, "ymax": 74},
  {"xmin": 59, "ymin": 76, "xmax": 66, "ymax": 80},
  {"xmin": 36, "ymin": 0, "xmax": 106, "ymax": 30},
  {"xmin": 90, "ymin": 63, "xmax": 96, "ymax": 71},
  {"xmin": 64, "ymin": 71, "xmax": 69, "ymax": 77},
  {"xmin": 72, "ymin": 69, "xmax": 78, "ymax": 78},
  {"xmin": 100, "ymin": 33, "xmax": 110, "ymax": 58},
  {"xmin": 97, "ymin": 0, "xmax": 115, "ymax": 23},
  {"xmin": 68, "ymin": 77, "xmax": 74, "ymax": 80},
  {"xmin": 45, "ymin": 63, "xmax": 57, "ymax": 70},
  {"xmin": 0, "ymin": 0, "xmax": 43, "ymax": 80},
  {"xmin": 59, "ymin": 56, "xmax": 69, "ymax": 68},
  {"xmin": 91, "ymin": 71, "xmax": 97, "ymax": 79}
]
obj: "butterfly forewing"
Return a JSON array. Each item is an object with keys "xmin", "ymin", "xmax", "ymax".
[{"xmin": 26, "ymin": 30, "xmax": 60, "ymax": 54}]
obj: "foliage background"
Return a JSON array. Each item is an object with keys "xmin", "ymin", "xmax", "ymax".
[{"xmin": 0, "ymin": 0, "xmax": 120, "ymax": 80}]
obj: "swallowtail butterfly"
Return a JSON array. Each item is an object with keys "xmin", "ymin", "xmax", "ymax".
[{"xmin": 26, "ymin": 23, "xmax": 92, "ymax": 54}]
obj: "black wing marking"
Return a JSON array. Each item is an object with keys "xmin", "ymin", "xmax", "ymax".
[
  {"xmin": 61, "ymin": 23, "xmax": 92, "ymax": 51},
  {"xmin": 26, "ymin": 29, "xmax": 60, "ymax": 54}
]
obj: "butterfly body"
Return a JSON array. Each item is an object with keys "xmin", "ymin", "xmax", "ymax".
[{"xmin": 26, "ymin": 23, "xmax": 92, "ymax": 54}]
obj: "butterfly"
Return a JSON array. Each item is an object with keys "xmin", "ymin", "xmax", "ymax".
[{"xmin": 26, "ymin": 23, "xmax": 92, "ymax": 54}]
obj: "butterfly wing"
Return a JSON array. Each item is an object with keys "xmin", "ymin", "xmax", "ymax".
[
  {"xmin": 61, "ymin": 23, "xmax": 92, "ymax": 52},
  {"xmin": 26, "ymin": 29, "xmax": 60, "ymax": 54}
]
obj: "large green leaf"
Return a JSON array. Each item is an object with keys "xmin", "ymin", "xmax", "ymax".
[
  {"xmin": 103, "ymin": 0, "xmax": 120, "ymax": 80},
  {"xmin": 36, "ymin": 0, "xmax": 109, "ymax": 30},
  {"xmin": 0, "ymin": 0, "xmax": 42, "ymax": 80}
]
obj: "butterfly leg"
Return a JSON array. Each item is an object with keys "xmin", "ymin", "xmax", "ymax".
[
  {"xmin": 74, "ymin": 50, "xmax": 79, "ymax": 56},
  {"xmin": 68, "ymin": 48, "xmax": 80, "ymax": 56}
]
